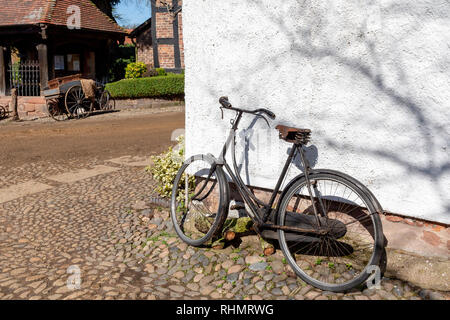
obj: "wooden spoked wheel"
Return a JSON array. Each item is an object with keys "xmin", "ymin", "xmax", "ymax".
[
  {"xmin": 0, "ymin": 106, "xmax": 6, "ymax": 119},
  {"xmin": 47, "ymin": 98, "xmax": 68, "ymax": 121},
  {"xmin": 99, "ymin": 90, "xmax": 116, "ymax": 111},
  {"xmin": 65, "ymin": 85, "xmax": 93, "ymax": 119}
]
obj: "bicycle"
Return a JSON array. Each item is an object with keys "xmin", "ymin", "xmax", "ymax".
[{"xmin": 171, "ymin": 96, "xmax": 385, "ymax": 292}]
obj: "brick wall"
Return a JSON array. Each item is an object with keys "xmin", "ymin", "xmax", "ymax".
[
  {"xmin": 136, "ymin": 0, "xmax": 184, "ymax": 70},
  {"xmin": 136, "ymin": 27, "xmax": 154, "ymax": 67},
  {"xmin": 178, "ymin": 7, "xmax": 184, "ymax": 69},
  {"xmin": 156, "ymin": 12, "xmax": 174, "ymax": 38},
  {"xmin": 158, "ymin": 45, "xmax": 175, "ymax": 69},
  {"xmin": 0, "ymin": 96, "xmax": 47, "ymax": 119}
]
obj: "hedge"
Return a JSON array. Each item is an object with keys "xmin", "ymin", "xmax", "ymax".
[{"xmin": 106, "ymin": 74, "xmax": 184, "ymax": 99}]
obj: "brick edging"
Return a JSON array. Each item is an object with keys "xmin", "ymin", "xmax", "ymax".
[{"xmin": 382, "ymin": 211, "xmax": 449, "ymax": 230}]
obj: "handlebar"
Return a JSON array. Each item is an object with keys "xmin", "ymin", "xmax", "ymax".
[
  {"xmin": 219, "ymin": 96, "xmax": 276, "ymax": 120},
  {"xmin": 219, "ymin": 96, "xmax": 232, "ymax": 109}
]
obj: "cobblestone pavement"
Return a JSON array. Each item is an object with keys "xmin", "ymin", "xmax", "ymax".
[{"xmin": 0, "ymin": 157, "xmax": 448, "ymax": 301}]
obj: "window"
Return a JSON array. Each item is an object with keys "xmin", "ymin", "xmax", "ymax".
[
  {"xmin": 54, "ymin": 54, "xmax": 81, "ymax": 72},
  {"xmin": 54, "ymin": 55, "xmax": 65, "ymax": 70},
  {"xmin": 67, "ymin": 54, "xmax": 81, "ymax": 72}
]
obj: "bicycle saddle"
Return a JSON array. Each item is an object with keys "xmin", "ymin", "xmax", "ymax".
[{"xmin": 276, "ymin": 125, "xmax": 311, "ymax": 144}]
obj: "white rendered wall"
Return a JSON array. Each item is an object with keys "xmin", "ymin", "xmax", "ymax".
[{"xmin": 183, "ymin": 0, "xmax": 450, "ymax": 224}]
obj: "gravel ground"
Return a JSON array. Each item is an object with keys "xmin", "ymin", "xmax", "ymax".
[
  {"xmin": 0, "ymin": 161, "xmax": 447, "ymax": 300},
  {"xmin": 0, "ymin": 109, "xmax": 447, "ymax": 300}
]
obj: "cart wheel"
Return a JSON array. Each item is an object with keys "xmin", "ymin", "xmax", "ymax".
[
  {"xmin": 47, "ymin": 98, "xmax": 68, "ymax": 121},
  {"xmin": 0, "ymin": 106, "xmax": 6, "ymax": 119},
  {"xmin": 65, "ymin": 85, "xmax": 93, "ymax": 119},
  {"xmin": 99, "ymin": 90, "xmax": 116, "ymax": 110}
]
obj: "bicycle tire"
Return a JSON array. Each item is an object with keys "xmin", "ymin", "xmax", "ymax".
[
  {"xmin": 170, "ymin": 154, "xmax": 229, "ymax": 247},
  {"xmin": 277, "ymin": 170, "xmax": 384, "ymax": 292}
]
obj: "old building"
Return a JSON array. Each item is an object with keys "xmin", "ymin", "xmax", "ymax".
[
  {"xmin": 184, "ymin": 0, "xmax": 450, "ymax": 228},
  {"xmin": 131, "ymin": 0, "xmax": 184, "ymax": 72},
  {"xmin": 0, "ymin": 0, "xmax": 126, "ymax": 118}
]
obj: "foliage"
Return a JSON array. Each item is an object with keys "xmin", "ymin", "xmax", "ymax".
[
  {"xmin": 147, "ymin": 135, "xmax": 188, "ymax": 199},
  {"xmin": 109, "ymin": 58, "xmax": 133, "ymax": 82},
  {"xmin": 156, "ymin": 68, "xmax": 167, "ymax": 76},
  {"xmin": 143, "ymin": 68, "xmax": 159, "ymax": 78},
  {"xmin": 142, "ymin": 67, "xmax": 168, "ymax": 78},
  {"xmin": 222, "ymin": 217, "xmax": 253, "ymax": 233},
  {"xmin": 125, "ymin": 61, "xmax": 147, "ymax": 79},
  {"xmin": 106, "ymin": 74, "xmax": 184, "ymax": 99},
  {"xmin": 91, "ymin": 0, "xmax": 120, "ymax": 19},
  {"xmin": 10, "ymin": 63, "xmax": 22, "ymax": 83},
  {"xmin": 108, "ymin": 44, "xmax": 136, "ymax": 82}
]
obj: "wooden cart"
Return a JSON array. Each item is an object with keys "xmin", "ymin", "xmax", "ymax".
[
  {"xmin": 43, "ymin": 74, "xmax": 115, "ymax": 121},
  {"xmin": 44, "ymin": 74, "xmax": 91, "ymax": 121}
]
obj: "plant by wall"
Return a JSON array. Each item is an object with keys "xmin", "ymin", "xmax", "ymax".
[
  {"xmin": 108, "ymin": 44, "xmax": 136, "ymax": 82},
  {"xmin": 125, "ymin": 61, "xmax": 147, "ymax": 79},
  {"xmin": 147, "ymin": 135, "xmax": 194, "ymax": 199},
  {"xmin": 106, "ymin": 74, "xmax": 184, "ymax": 99}
]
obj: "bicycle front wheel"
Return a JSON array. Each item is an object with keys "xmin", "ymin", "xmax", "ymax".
[
  {"xmin": 278, "ymin": 171, "xmax": 384, "ymax": 292},
  {"xmin": 170, "ymin": 154, "xmax": 229, "ymax": 247}
]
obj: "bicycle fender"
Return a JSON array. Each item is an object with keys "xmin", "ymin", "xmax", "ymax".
[
  {"xmin": 311, "ymin": 169, "xmax": 384, "ymax": 214},
  {"xmin": 275, "ymin": 169, "xmax": 384, "ymax": 215}
]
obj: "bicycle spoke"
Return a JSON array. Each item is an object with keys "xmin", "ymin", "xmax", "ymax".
[
  {"xmin": 279, "ymin": 174, "xmax": 381, "ymax": 290},
  {"xmin": 171, "ymin": 158, "xmax": 226, "ymax": 245}
]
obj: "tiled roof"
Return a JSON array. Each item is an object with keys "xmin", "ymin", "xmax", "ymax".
[
  {"xmin": 0, "ymin": 0, "xmax": 126, "ymax": 34},
  {"xmin": 124, "ymin": 29, "xmax": 134, "ymax": 45},
  {"xmin": 129, "ymin": 18, "xmax": 151, "ymax": 38}
]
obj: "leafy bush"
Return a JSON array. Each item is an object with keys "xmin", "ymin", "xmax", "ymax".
[
  {"xmin": 109, "ymin": 58, "xmax": 133, "ymax": 82},
  {"xmin": 147, "ymin": 135, "xmax": 193, "ymax": 199},
  {"xmin": 125, "ymin": 62, "xmax": 147, "ymax": 79},
  {"xmin": 143, "ymin": 68, "xmax": 159, "ymax": 78},
  {"xmin": 143, "ymin": 67, "xmax": 168, "ymax": 78},
  {"xmin": 106, "ymin": 74, "xmax": 184, "ymax": 99},
  {"xmin": 108, "ymin": 44, "xmax": 136, "ymax": 82},
  {"xmin": 156, "ymin": 68, "xmax": 167, "ymax": 76}
]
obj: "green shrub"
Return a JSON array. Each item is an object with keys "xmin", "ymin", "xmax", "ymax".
[
  {"xmin": 108, "ymin": 44, "xmax": 136, "ymax": 82},
  {"xmin": 109, "ymin": 58, "xmax": 134, "ymax": 82},
  {"xmin": 147, "ymin": 135, "xmax": 193, "ymax": 199},
  {"xmin": 106, "ymin": 74, "xmax": 184, "ymax": 99},
  {"xmin": 125, "ymin": 62, "xmax": 147, "ymax": 79},
  {"xmin": 156, "ymin": 68, "xmax": 167, "ymax": 76},
  {"xmin": 143, "ymin": 68, "xmax": 159, "ymax": 78}
]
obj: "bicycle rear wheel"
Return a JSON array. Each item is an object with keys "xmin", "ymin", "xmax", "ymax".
[
  {"xmin": 170, "ymin": 154, "xmax": 229, "ymax": 247},
  {"xmin": 278, "ymin": 171, "xmax": 384, "ymax": 292}
]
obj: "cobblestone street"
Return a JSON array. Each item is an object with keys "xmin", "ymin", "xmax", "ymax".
[{"xmin": 0, "ymin": 110, "xmax": 448, "ymax": 300}]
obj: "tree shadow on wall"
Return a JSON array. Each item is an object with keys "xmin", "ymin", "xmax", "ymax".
[{"xmin": 192, "ymin": 0, "xmax": 450, "ymax": 218}]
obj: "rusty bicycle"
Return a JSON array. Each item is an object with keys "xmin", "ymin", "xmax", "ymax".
[{"xmin": 171, "ymin": 97, "xmax": 385, "ymax": 292}]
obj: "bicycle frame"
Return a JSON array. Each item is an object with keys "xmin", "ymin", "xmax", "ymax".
[{"xmin": 213, "ymin": 110, "xmax": 323, "ymax": 233}]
